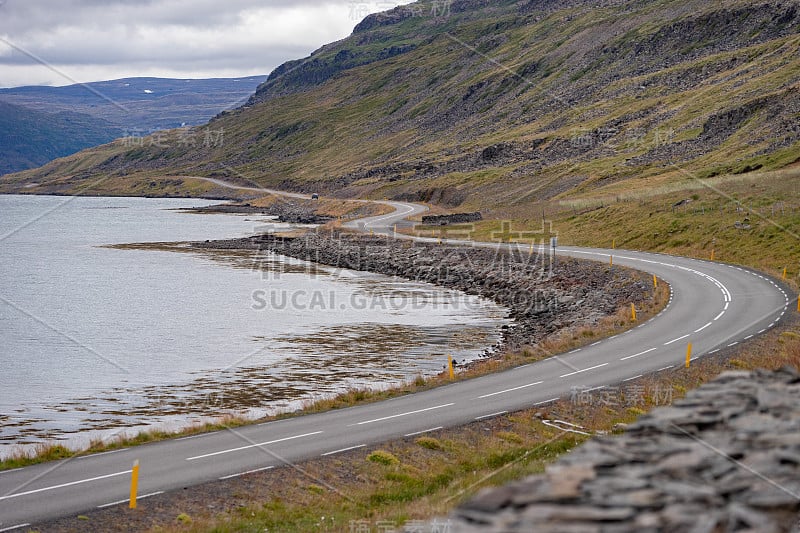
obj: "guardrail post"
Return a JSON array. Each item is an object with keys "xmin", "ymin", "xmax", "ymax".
[{"xmin": 130, "ymin": 460, "xmax": 140, "ymax": 509}]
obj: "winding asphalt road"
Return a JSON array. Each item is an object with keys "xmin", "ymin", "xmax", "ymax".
[{"xmin": 0, "ymin": 188, "xmax": 793, "ymax": 530}]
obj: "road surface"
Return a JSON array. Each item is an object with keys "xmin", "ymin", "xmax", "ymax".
[{"xmin": 0, "ymin": 189, "xmax": 792, "ymax": 530}]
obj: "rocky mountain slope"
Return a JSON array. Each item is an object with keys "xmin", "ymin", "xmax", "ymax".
[{"xmin": 2, "ymin": 0, "xmax": 798, "ymax": 208}]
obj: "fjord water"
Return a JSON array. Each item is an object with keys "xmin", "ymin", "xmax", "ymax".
[{"xmin": 0, "ymin": 195, "xmax": 506, "ymax": 454}]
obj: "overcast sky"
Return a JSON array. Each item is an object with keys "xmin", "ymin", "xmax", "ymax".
[{"xmin": 0, "ymin": 0, "xmax": 414, "ymax": 88}]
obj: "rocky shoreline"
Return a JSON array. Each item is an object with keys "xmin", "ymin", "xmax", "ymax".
[
  {"xmin": 186, "ymin": 201, "xmax": 334, "ymax": 224},
  {"xmin": 194, "ymin": 231, "xmax": 655, "ymax": 357},
  {"xmin": 450, "ymin": 366, "xmax": 800, "ymax": 532}
]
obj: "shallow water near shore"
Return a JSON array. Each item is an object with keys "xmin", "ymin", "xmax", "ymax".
[{"xmin": 0, "ymin": 195, "xmax": 507, "ymax": 457}]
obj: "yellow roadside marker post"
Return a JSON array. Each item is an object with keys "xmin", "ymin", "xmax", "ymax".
[
  {"xmin": 130, "ymin": 460, "xmax": 140, "ymax": 509},
  {"xmin": 783, "ymin": 267, "xmax": 787, "ymax": 280},
  {"xmin": 609, "ymin": 255, "xmax": 613, "ymax": 267},
  {"xmin": 631, "ymin": 303, "xmax": 637, "ymax": 321},
  {"xmin": 448, "ymin": 355, "xmax": 455, "ymax": 380},
  {"xmin": 710, "ymin": 249, "xmax": 715, "ymax": 261},
  {"xmin": 612, "ymin": 239, "xmax": 616, "ymax": 249},
  {"xmin": 685, "ymin": 343, "xmax": 692, "ymax": 368},
  {"xmin": 653, "ymin": 275, "xmax": 658, "ymax": 289}
]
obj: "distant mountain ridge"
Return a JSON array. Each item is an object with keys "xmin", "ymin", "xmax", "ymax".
[
  {"xmin": 0, "ymin": 76, "xmax": 265, "ymax": 174},
  {"xmin": 0, "ymin": 76, "xmax": 266, "ymax": 132}
]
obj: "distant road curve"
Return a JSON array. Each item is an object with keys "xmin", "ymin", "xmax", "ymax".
[
  {"xmin": 0, "ymin": 181, "xmax": 792, "ymax": 529},
  {"xmin": 190, "ymin": 176, "xmax": 430, "ymax": 227}
]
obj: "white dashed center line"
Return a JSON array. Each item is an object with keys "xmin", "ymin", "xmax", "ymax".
[
  {"xmin": 478, "ymin": 381, "xmax": 543, "ymax": 399},
  {"xmin": 186, "ymin": 431, "xmax": 323, "ymax": 461},
  {"xmin": 620, "ymin": 347, "xmax": 657, "ymax": 361},
  {"xmin": 354, "ymin": 403, "xmax": 454, "ymax": 426},
  {"xmin": 664, "ymin": 334, "xmax": 690, "ymax": 346},
  {"xmin": 559, "ymin": 363, "xmax": 608, "ymax": 378}
]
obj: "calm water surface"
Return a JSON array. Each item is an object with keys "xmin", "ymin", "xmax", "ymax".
[{"xmin": 0, "ymin": 195, "xmax": 507, "ymax": 455}]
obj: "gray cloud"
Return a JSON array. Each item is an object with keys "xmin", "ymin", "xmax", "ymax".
[{"xmin": 0, "ymin": 0, "xmax": 413, "ymax": 87}]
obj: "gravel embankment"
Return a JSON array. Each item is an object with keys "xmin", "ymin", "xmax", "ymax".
[{"xmin": 449, "ymin": 366, "xmax": 800, "ymax": 532}]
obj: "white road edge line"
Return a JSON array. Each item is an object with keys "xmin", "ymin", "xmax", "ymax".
[
  {"xmin": 622, "ymin": 375, "xmax": 643, "ymax": 382},
  {"xmin": 559, "ymin": 363, "xmax": 608, "ymax": 378},
  {"xmin": 77, "ymin": 448, "xmax": 128, "ymax": 459},
  {"xmin": 0, "ymin": 524, "xmax": 30, "ymax": 532},
  {"xmin": 176, "ymin": 433, "xmax": 213, "ymax": 441},
  {"xmin": 186, "ymin": 431, "xmax": 323, "ymax": 461},
  {"xmin": 97, "ymin": 491, "xmax": 163, "ymax": 508},
  {"xmin": 478, "ymin": 381, "xmax": 543, "ymax": 399},
  {"xmin": 534, "ymin": 398, "xmax": 560, "ymax": 406},
  {"xmin": 321, "ymin": 444, "xmax": 366, "ymax": 457},
  {"xmin": 404, "ymin": 427, "xmax": 443, "ymax": 437},
  {"xmin": 0, "ymin": 470, "xmax": 132, "ymax": 501},
  {"xmin": 620, "ymin": 347, "xmax": 657, "ymax": 361},
  {"xmin": 354, "ymin": 403, "xmax": 454, "ymax": 426},
  {"xmin": 218, "ymin": 466, "xmax": 275, "ymax": 480},
  {"xmin": 475, "ymin": 411, "xmax": 508, "ymax": 421}
]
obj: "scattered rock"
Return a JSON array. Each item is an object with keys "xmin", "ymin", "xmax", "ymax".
[
  {"xmin": 444, "ymin": 369, "xmax": 800, "ymax": 531},
  {"xmin": 420, "ymin": 212, "xmax": 483, "ymax": 225}
]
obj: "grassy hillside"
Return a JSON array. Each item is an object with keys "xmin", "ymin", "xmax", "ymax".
[{"xmin": 2, "ymin": 0, "xmax": 799, "ymax": 214}]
